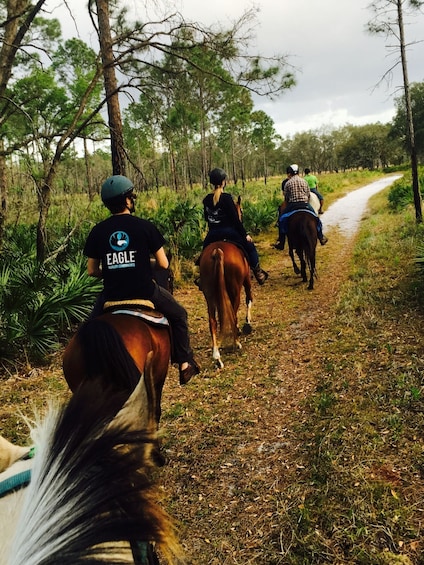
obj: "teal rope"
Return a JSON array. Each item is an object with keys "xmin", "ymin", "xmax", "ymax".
[{"xmin": 0, "ymin": 469, "xmax": 31, "ymax": 498}]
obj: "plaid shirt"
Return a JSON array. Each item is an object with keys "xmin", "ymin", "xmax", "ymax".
[{"xmin": 283, "ymin": 175, "xmax": 310, "ymax": 203}]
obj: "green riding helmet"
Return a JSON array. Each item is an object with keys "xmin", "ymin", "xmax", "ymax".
[{"xmin": 101, "ymin": 175, "xmax": 134, "ymax": 203}]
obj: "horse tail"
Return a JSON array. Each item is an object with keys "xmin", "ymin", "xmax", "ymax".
[
  {"xmin": 211, "ymin": 247, "xmax": 237, "ymax": 342},
  {"xmin": 9, "ymin": 379, "xmax": 182, "ymax": 564},
  {"xmin": 76, "ymin": 317, "xmax": 141, "ymax": 392},
  {"xmin": 303, "ymin": 217, "xmax": 317, "ymax": 279}
]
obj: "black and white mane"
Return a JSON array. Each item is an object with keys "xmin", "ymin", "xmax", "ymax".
[{"xmin": 0, "ymin": 377, "xmax": 181, "ymax": 564}]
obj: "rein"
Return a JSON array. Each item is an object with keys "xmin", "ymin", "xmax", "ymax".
[{"xmin": 0, "ymin": 447, "xmax": 35, "ymax": 498}]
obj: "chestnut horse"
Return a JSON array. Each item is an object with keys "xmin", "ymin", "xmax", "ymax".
[
  {"xmin": 63, "ymin": 262, "xmax": 173, "ymax": 437},
  {"xmin": 62, "ymin": 312, "xmax": 171, "ymax": 437},
  {"xmin": 199, "ymin": 241, "xmax": 253, "ymax": 369}
]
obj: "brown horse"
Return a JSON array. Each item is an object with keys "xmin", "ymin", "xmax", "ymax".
[
  {"xmin": 199, "ymin": 241, "xmax": 253, "ymax": 368},
  {"xmin": 62, "ymin": 310, "xmax": 171, "ymax": 440},
  {"xmin": 287, "ymin": 211, "xmax": 318, "ymax": 290},
  {"xmin": 63, "ymin": 262, "xmax": 173, "ymax": 434}
]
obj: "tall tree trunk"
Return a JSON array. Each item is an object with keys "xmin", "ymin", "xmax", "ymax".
[
  {"xmin": 83, "ymin": 137, "xmax": 95, "ymax": 200},
  {"xmin": 95, "ymin": 0, "xmax": 126, "ymax": 176},
  {"xmin": 168, "ymin": 144, "xmax": 178, "ymax": 191},
  {"xmin": 0, "ymin": 0, "xmax": 46, "ymax": 99},
  {"xmin": 0, "ymin": 142, "xmax": 7, "ymax": 246},
  {"xmin": 36, "ymin": 180, "xmax": 51, "ymax": 262},
  {"xmin": 230, "ymin": 131, "xmax": 237, "ymax": 185},
  {"xmin": 397, "ymin": 0, "xmax": 422, "ymax": 222}
]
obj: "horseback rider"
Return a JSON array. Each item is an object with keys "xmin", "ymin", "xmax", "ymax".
[
  {"xmin": 275, "ymin": 164, "xmax": 328, "ymax": 250},
  {"xmin": 84, "ymin": 174, "xmax": 200, "ymax": 385},
  {"xmin": 304, "ymin": 168, "xmax": 324, "ymax": 213},
  {"xmin": 199, "ymin": 168, "xmax": 268, "ymax": 285}
]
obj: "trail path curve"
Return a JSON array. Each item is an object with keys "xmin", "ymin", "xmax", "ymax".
[{"xmin": 321, "ymin": 174, "xmax": 402, "ymax": 236}]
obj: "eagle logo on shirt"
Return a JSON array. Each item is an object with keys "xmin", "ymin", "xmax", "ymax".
[{"xmin": 109, "ymin": 231, "xmax": 130, "ymax": 251}]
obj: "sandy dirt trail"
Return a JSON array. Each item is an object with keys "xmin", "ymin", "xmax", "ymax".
[{"xmin": 157, "ymin": 174, "xmax": 404, "ymax": 564}]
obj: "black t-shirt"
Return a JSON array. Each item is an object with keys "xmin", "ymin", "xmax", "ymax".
[
  {"xmin": 203, "ymin": 192, "xmax": 247, "ymax": 238},
  {"xmin": 84, "ymin": 214, "xmax": 166, "ymax": 300}
]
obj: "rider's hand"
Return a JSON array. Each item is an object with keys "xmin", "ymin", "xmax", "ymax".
[{"xmin": 246, "ymin": 235, "xmax": 252, "ymax": 243}]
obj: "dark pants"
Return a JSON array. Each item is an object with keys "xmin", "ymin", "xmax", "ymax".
[
  {"xmin": 203, "ymin": 228, "xmax": 259, "ymax": 268},
  {"xmin": 310, "ymin": 188, "xmax": 324, "ymax": 202},
  {"xmin": 89, "ymin": 282, "xmax": 193, "ymax": 366}
]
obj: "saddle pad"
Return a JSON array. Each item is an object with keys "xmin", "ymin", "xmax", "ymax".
[
  {"xmin": 111, "ymin": 309, "xmax": 169, "ymax": 327},
  {"xmin": 279, "ymin": 208, "xmax": 318, "ymax": 221},
  {"xmin": 104, "ymin": 298, "xmax": 155, "ymax": 310}
]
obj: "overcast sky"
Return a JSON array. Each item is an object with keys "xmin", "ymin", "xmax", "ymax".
[
  {"xmin": 51, "ymin": 0, "xmax": 424, "ymax": 138},
  {"xmin": 177, "ymin": 0, "xmax": 424, "ymax": 137}
]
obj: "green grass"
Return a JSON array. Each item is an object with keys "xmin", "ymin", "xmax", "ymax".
[{"xmin": 282, "ymin": 194, "xmax": 424, "ymax": 564}]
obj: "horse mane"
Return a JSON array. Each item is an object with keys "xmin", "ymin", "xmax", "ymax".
[{"xmin": 8, "ymin": 379, "xmax": 182, "ymax": 565}]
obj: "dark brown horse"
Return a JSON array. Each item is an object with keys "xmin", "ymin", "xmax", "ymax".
[
  {"xmin": 199, "ymin": 241, "xmax": 253, "ymax": 368},
  {"xmin": 287, "ymin": 211, "xmax": 318, "ymax": 290}
]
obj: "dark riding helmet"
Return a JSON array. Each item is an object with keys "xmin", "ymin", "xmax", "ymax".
[
  {"xmin": 101, "ymin": 175, "xmax": 134, "ymax": 203},
  {"xmin": 209, "ymin": 168, "xmax": 227, "ymax": 187},
  {"xmin": 286, "ymin": 164, "xmax": 299, "ymax": 175}
]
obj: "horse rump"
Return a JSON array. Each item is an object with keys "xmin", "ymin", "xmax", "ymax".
[{"xmin": 63, "ymin": 317, "xmax": 142, "ymax": 394}]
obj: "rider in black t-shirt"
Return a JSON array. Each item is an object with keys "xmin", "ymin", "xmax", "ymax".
[
  {"xmin": 201, "ymin": 168, "xmax": 268, "ymax": 285},
  {"xmin": 84, "ymin": 175, "xmax": 200, "ymax": 385}
]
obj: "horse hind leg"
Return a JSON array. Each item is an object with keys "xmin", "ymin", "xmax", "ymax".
[
  {"xmin": 289, "ymin": 246, "xmax": 301, "ymax": 275},
  {"xmin": 209, "ymin": 310, "xmax": 224, "ymax": 369},
  {"xmin": 242, "ymin": 298, "xmax": 253, "ymax": 335},
  {"xmin": 307, "ymin": 255, "xmax": 316, "ymax": 290},
  {"xmin": 300, "ymin": 255, "xmax": 307, "ymax": 283},
  {"xmin": 241, "ymin": 275, "xmax": 253, "ymax": 335}
]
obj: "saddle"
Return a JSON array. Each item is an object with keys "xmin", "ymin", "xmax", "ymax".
[
  {"xmin": 278, "ymin": 208, "xmax": 318, "ymax": 234},
  {"xmin": 103, "ymin": 299, "xmax": 169, "ymax": 327},
  {"xmin": 199, "ymin": 239, "xmax": 249, "ymax": 263}
]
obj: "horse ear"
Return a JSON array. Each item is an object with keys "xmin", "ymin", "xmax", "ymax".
[{"xmin": 108, "ymin": 370, "xmax": 152, "ymax": 433}]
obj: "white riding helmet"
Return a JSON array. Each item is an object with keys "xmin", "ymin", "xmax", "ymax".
[{"xmin": 287, "ymin": 164, "xmax": 299, "ymax": 175}]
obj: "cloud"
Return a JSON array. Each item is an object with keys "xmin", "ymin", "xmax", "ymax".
[{"xmin": 50, "ymin": 0, "xmax": 424, "ymax": 138}]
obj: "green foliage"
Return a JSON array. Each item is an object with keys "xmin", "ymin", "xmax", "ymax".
[
  {"xmin": 388, "ymin": 168, "xmax": 424, "ymax": 210},
  {"xmin": 0, "ymin": 227, "xmax": 101, "ymax": 364},
  {"xmin": 240, "ymin": 198, "xmax": 278, "ymax": 234}
]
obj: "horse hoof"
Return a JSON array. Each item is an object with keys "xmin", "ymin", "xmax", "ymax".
[
  {"xmin": 215, "ymin": 359, "xmax": 224, "ymax": 369},
  {"xmin": 242, "ymin": 323, "xmax": 252, "ymax": 335},
  {"xmin": 236, "ymin": 340, "xmax": 242, "ymax": 350}
]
